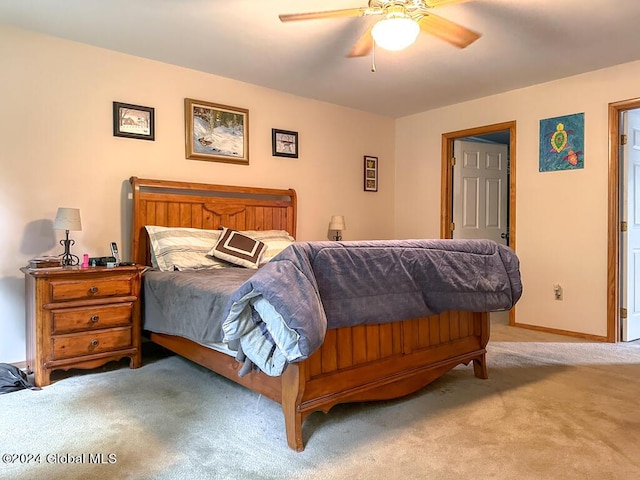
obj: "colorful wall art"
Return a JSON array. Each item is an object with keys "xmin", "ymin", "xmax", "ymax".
[{"xmin": 539, "ymin": 112, "xmax": 584, "ymax": 172}]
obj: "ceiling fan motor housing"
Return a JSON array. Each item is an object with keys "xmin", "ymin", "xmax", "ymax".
[{"xmin": 369, "ymin": 0, "xmax": 430, "ymax": 18}]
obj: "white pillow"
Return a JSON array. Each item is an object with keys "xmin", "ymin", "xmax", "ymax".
[
  {"xmin": 209, "ymin": 227, "xmax": 266, "ymax": 269},
  {"xmin": 145, "ymin": 226, "xmax": 228, "ymax": 271},
  {"xmin": 239, "ymin": 229, "xmax": 295, "ymax": 265}
]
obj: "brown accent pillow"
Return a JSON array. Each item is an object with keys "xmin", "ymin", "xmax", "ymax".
[
  {"xmin": 237, "ymin": 230, "xmax": 295, "ymax": 265},
  {"xmin": 208, "ymin": 227, "xmax": 266, "ymax": 269}
]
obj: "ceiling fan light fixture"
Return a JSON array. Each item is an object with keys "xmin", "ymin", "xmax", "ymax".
[{"xmin": 371, "ymin": 11, "xmax": 420, "ymax": 51}]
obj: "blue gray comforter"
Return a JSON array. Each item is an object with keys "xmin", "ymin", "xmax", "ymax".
[{"xmin": 222, "ymin": 239, "xmax": 522, "ymax": 376}]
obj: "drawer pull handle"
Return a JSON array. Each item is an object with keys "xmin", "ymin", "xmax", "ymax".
[
  {"xmin": 90, "ymin": 339, "xmax": 99, "ymax": 347},
  {"xmin": 89, "ymin": 286, "xmax": 99, "ymax": 294},
  {"xmin": 90, "ymin": 315, "xmax": 99, "ymax": 323}
]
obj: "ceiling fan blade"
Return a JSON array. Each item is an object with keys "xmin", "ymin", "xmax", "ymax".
[
  {"xmin": 418, "ymin": 13, "xmax": 481, "ymax": 48},
  {"xmin": 346, "ymin": 24, "xmax": 375, "ymax": 58},
  {"xmin": 424, "ymin": 0, "xmax": 475, "ymax": 7},
  {"xmin": 279, "ymin": 8, "xmax": 370, "ymax": 22}
]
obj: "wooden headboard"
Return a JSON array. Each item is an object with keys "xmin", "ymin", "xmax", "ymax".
[{"xmin": 129, "ymin": 177, "xmax": 297, "ymax": 266}]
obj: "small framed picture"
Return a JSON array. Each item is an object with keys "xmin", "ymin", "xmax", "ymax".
[
  {"xmin": 364, "ymin": 155, "xmax": 378, "ymax": 192},
  {"xmin": 185, "ymin": 98, "xmax": 249, "ymax": 165},
  {"xmin": 113, "ymin": 102, "xmax": 155, "ymax": 141},
  {"xmin": 272, "ymin": 129, "xmax": 298, "ymax": 158}
]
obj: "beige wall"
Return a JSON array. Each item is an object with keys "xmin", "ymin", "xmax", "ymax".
[
  {"xmin": 396, "ymin": 60, "xmax": 640, "ymax": 337},
  {"xmin": 5, "ymin": 23, "xmax": 639, "ymax": 364},
  {"xmin": 0, "ymin": 25, "xmax": 395, "ymax": 363}
]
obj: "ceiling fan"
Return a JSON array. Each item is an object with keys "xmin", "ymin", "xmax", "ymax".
[{"xmin": 279, "ymin": 0, "xmax": 481, "ymax": 57}]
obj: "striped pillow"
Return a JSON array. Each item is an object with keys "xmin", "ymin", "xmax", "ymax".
[{"xmin": 145, "ymin": 226, "xmax": 227, "ymax": 271}]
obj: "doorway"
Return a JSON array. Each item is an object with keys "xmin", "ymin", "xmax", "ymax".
[
  {"xmin": 441, "ymin": 121, "xmax": 517, "ymax": 325},
  {"xmin": 608, "ymin": 98, "xmax": 640, "ymax": 342}
]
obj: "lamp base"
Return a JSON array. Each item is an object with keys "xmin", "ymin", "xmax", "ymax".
[{"xmin": 59, "ymin": 231, "xmax": 79, "ymax": 266}]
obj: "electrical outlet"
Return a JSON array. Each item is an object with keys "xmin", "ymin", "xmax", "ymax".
[{"xmin": 553, "ymin": 284, "xmax": 563, "ymax": 301}]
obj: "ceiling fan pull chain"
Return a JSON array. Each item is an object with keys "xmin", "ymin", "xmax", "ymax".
[{"xmin": 371, "ymin": 41, "xmax": 377, "ymax": 72}]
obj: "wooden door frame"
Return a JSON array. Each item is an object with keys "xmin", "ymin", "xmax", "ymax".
[
  {"xmin": 441, "ymin": 121, "xmax": 517, "ymax": 325},
  {"xmin": 607, "ymin": 97, "xmax": 640, "ymax": 342}
]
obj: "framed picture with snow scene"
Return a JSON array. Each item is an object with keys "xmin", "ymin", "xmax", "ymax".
[
  {"xmin": 185, "ymin": 98, "xmax": 249, "ymax": 164},
  {"xmin": 113, "ymin": 102, "xmax": 155, "ymax": 141}
]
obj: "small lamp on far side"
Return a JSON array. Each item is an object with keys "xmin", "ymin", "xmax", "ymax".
[
  {"xmin": 54, "ymin": 207, "xmax": 82, "ymax": 266},
  {"xmin": 329, "ymin": 215, "xmax": 346, "ymax": 241}
]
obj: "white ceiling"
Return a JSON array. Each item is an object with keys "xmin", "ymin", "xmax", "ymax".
[{"xmin": 2, "ymin": 0, "xmax": 640, "ymax": 118}]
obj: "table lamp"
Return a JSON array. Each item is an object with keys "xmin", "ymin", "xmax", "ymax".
[
  {"xmin": 54, "ymin": 207, "xmax": 82, "ymax": 266},
  {"xmin": 329, "ymin": 215, "xmax": 346, "ymax": 241}
]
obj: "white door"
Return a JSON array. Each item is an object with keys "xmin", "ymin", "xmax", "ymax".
[
  {"xmin": 453, "ymin": 140, "xmax": 509, "ymax": 245},
  {"xmin": 620, "ymin": 110, "xmax": 640, "ymax": 341}
]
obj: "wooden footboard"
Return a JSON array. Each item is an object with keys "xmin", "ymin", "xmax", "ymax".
[
  {"xmin": 282, "ymin": 310, "xmax": 489, "ymax": 450},
  {"xmin": 149, "ymin": 310, "xmax": 489, "ymax": 451}
]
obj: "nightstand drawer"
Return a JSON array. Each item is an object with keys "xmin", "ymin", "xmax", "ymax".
[
  {"xmin": 52, "ymin": 327, "xmax": 132, "ymax": 360},
  {"xmin": 49, "ymin": 276, "xmax": 134, "ymax": 302},
  {"xmin": 52, "ymin": 303, "xmax": 133, "ymax": 334}
]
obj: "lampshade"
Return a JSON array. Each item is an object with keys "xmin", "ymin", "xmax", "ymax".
[
  {"xmin": 329, "ymin": 215, "xmax": 346, "ymax": 231},
  {"xmin": 54, "ymin": 208, "xmax": 82, "ymax": 231},
  {"xmin": 371, "ymin": 13, "xmax": 420, "ymax": 51}
]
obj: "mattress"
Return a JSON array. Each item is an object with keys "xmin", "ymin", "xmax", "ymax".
[{"xmin": 142, "ymin": 268, "xmax": 255, "ymax": 351}]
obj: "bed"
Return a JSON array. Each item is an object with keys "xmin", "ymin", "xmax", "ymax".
[{"xmin": 129, "ymin": 176, "xmax": 521, "ymax": 451}]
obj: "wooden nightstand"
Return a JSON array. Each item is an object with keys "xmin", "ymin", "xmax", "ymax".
[{"xmin": 21, "ymin": 264, "xmax": 145, "ymax": 387}]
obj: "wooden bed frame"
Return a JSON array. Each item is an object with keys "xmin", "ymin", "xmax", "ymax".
[{"xmin": 129, "ymin": 176, "xmax": 490, "ymax": 451}]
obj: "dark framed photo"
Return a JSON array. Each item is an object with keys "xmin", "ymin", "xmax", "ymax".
[
  {"xmin": 364, "ymin": 155, "xmax": 378, "ymax": 192},
  {"xmin": 272, "ymin": 129, "xmax": 298, "ymax": 158},
  {"xmin": 185, "ymin": 98, "xmax": 249, "ymax": 164},
  {"xmin": 113, "ymin": 102, "xmax": 155, "ymax": 141}
]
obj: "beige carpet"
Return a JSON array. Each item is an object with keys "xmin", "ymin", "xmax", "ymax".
[{"xmin": 1, "ymin": 320, "xmax": 639, "ymax": 480}]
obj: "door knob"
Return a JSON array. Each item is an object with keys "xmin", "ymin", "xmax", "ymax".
[{"xmin": 500, "ymin": 232, "xmax": 509, "ymax": 239}]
